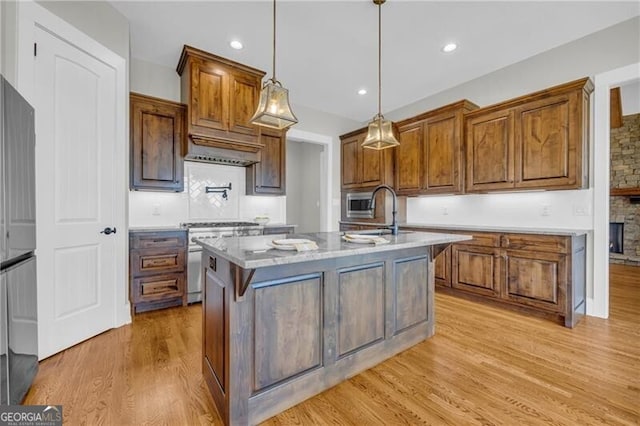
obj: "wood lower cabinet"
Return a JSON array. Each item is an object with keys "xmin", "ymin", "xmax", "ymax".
[
  {"xmin": 246, "ymin": 128, "xmax": 286, "ymax": 195},
  {"xmin": 262, "ymin": 225, "xmax": 295, "ymax": 235},
  {"xmin": 403, "ymin": 227, "xmax": 586, "ymax": 327},
  {"xmin": 465, "ymin": 78, "xmax": 592, "ymax": 192},
  {"xmin": 129, "ymin": 229, "xmax": 188, "ymax": 313},
  {"xmin": 396, "ymin": 100, "xmax": 477, "ymax": 195},
  {"xmin": 433, "ymin": 245, "xmax": 451, "ymax": 287},
  {"xmin": 130, "ymin": 93, "xmax": 185, "ymax": 191},
  {"xmin": 503, "ymin": 249, "xmax": 567, "ymax": 313},
  {"xmin": 339, "ymin": 223, "xmax": 383, "ymax": 232},
  {"xmin": 340, "ymin": 128, "xmax": 394, "ymax": 190},
  {"xmin": 452, "ymin": 244, "xmax": 501, "ymax": 297}
]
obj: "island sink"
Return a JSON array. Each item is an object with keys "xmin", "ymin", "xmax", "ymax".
[{"xmin": 196, "ymin": 231, "xmax": 470, "ymax": 425}]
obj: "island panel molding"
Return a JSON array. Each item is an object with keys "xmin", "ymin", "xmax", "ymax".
[{"xmin": 197, "ymin": 231, "xmax": 470, "ymax": 424}]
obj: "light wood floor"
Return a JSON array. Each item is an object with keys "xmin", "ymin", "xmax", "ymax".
[{"xmin": 25, "ymin": 264, "xmax": 639, "ymax": 425}]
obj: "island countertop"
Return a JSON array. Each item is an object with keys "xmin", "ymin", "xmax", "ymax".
[{"xmin": 194, "ymin": 231, "xmax": 471, "ymax": 269}]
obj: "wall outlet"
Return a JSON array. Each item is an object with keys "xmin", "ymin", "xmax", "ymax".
[
  {"xmin": 152, "ymin": 203, "xmax": 161, "ymax": 216},
  {"xmin": 573, "ymin": 204, "xmax": 590, "ymax": 216},
  {"xmin": 541, "ymin": 205, "xmax": 551, "ymax": 216}
]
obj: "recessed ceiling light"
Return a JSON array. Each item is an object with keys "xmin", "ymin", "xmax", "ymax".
[
  {"xmin": 442, "ymin": 42, "xmax": 458, "ymax": 53},
  {"xmin": 230, "ymin": 40, "xmax": 243, "ymax": 50},
  {"xmin": 358, "ymin": 89, "xmax": 367, "ymax": 95}
]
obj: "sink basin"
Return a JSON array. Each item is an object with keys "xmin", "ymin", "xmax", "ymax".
[{"xmin": 345, "ymin": 229, "xmax": 413, "ymax": 236}]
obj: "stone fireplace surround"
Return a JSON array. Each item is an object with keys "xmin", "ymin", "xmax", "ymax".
[{"xmin": 609, "ymin": 113, "xmax": 640, "ymax": 265}]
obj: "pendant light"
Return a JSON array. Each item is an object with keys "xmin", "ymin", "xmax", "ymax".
[
  {"xmin": 250, "ymin": 0, "xmax": 298, "ymax": 130},
  {"xmin": 362, "ymin": 0, "xmax": 399, "ymax": 150}
]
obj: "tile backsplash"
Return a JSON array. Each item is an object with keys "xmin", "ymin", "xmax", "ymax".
[{"xmin": 129, "ymin": 162, "xmax": 286, "ymax": 227}]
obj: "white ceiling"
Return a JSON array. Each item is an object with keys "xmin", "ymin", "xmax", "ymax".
[{"xmin": 111, "ymin": 1, "xmax": 639, "ymax": 122}]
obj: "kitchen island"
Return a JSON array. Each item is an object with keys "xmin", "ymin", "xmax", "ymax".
[{"xmin": 196, "ymin": 231, "xmax": 470, "ymax": 425}]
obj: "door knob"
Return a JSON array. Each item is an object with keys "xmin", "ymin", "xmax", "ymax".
[{"xmin": 100, "ymin": 227, "xmax": 116, "ymax": 235}]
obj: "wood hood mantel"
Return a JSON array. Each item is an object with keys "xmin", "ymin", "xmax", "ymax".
[{"xmin": 611, "ymin": 187, "xmax": 640, "ymax": 196}]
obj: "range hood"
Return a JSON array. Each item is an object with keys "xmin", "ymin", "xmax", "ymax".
[{"xmin": 184, "ymin": 136, "xmax": 263, "ymax": 167}]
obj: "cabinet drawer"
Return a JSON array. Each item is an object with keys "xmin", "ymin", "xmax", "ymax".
[
  {"xmin": 131, "ymin": 273, "xmax": 185, "ymax": 304},
  {"xmin": 130, "ymin": 231, "xmax": 187, "ymax": 249},
  {"xmin": 501, "ymin": 234, "xmax": 568, "ymax": 254},
  {"xmin": 131, "ymin": 249, "xmax": 186, "ymax": 275},
  {"xmin": 463, "ymin": 232, "xmax": 500, "ymax": 247}
]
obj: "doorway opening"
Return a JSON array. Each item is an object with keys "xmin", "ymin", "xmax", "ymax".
[{"xmin": 286, "ymin": 140, "xmax": 324, "ymax": 233}]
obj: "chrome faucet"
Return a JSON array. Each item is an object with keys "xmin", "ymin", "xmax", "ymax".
[{"xmin": 369, "ymin": 184, "xmax": 398, "ymax": 236}]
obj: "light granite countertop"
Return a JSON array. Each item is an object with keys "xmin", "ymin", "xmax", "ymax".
[
  {"xmin": 340, "ymin": 221, "xmax": 589, "ymax": 237},
  {"xmin": 195, "ymin": 231, "xmax": 471, "ymax": 269}
]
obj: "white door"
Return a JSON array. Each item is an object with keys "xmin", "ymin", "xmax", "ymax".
[{"xmin": 34, "ymin": 26, "xmax": 118, "ymax": 358}]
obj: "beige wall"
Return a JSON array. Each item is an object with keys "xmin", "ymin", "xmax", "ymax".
[
  {"xmin": 387, "ymin": 17, "xmax": 640, "ymax": 122},
  {"xmin": 36, "ymin": 1, "xmax": 129, "ymax": 60}
]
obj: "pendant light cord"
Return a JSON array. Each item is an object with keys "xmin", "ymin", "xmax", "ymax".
[
  {"xmin": 377, "ymin": 0, "xmax": 382, "ymax": 119},
  {"xmin": 272, "ymin": 0, "xmax": 277, "ymax": 82}
]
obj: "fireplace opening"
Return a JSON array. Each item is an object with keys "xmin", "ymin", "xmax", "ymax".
[{"xmin": 609, "ymin": 222, "xmax": 624, "ymax": 254}]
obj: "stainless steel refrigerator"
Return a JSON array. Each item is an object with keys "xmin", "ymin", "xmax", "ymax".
[{"xmin": 0, "ymin": 75, "xmax": 38, "ymax": 405}]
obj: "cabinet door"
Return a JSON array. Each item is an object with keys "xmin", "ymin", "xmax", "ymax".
[
  {"xmin": 130, "ymin": 94, "xmax": 185, "ymax": 191},
  {"xmin": 465, "ymin": 110, "xmax": 515, "ymax": 192},
  {"xmin": 247, "ymin": 129, "xmax": 286, "ymax": 195},
  {"xmin": 396, "ymin": 123, "xmax": 422, "ymax": 193},
  {"xmin": 515, "ymin": 93, "xmax": 577, "ymax": 188},
  {"xmin": 503, "ymin": 250, "xmax": 566, "ymax": 313},
  {"xmin": 434, "ymin": 245, "xmax": 451, "ymax": 287},
  {"xmin": 423, "ymin": 114, "xmax": 461, "ymax": 193},
  {"xmin": 361, "ymin": 147, "xmax": 383, "ymax": 187},
  {"xmin": 228, "ymin": 71, "xmax": 260, "ymax": 136},
  {"xmin": 341, "ymin": 135, "xmax": 361, "ymax": 189},
  {"xmin": 452, "ymin": 244, "xmax": 501, "ymax": 297},
  {"xmin": 191, "ymin": 61, "xmax": 229, "ymax": 131}
]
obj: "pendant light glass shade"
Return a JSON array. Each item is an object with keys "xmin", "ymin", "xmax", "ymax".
[
  {"xmin": 362, "ymin": 0, "xmax": 399, "ymax": 150},
  {"xmin": 362, "ymin": 114, "xmax": 399, "ymax": 149},
  {"xmin": 250, "ymin": 79, "xmax": 298, "ymax": 130},
  {"xmin": 250, "ymin": 0, "xmax": 298, "ymax": 130}
]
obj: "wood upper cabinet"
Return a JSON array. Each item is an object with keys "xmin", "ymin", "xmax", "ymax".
[
  {"xmin": 246, "ymin": 128, "xmax": 286, "ymax": 195},
  {"xmin": 465, "ymin": 109, "xmax": 515, "ymax": 191},
  {"xmin": 340, "ymin": 128, "xmax": 394, "ymax": 190},
  {"xmin": 465, "ymin": 78, "xmax": 593, "ymax": 192},
  {"xmin": 130, "ymin": 93, "xmax": 185, "ymax": 192},
  {"xmin": 395, "ymin": 100, "xmax": 478, "ymax": 195},
  {"xmin": 396, "ymin": 123, "xmax": 422, "ymax": 192},
  {"xmin": 177, "ymin": 45, "xmax": 265, "ymax": 145}
]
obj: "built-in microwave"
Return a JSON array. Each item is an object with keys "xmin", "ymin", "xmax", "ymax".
[{"xmin": 346, "ymin": 192, "xmax": 374, "ymax": 219}]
